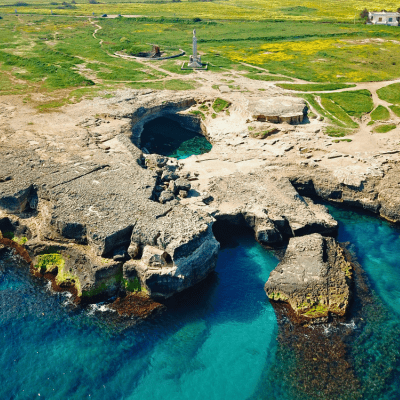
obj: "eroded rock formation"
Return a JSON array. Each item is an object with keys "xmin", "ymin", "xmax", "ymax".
[
  {"xmin": 1, "ymin": 89, "xmax": 399, "ymax": 322},
  {"xmin": 204, "ymin": 173, "xmax": 338, "ymax": 245},
  {"xmin": 0, "ymin": 132, "xmax": 219, "ymax": 304},
  {"xmin": 265, "ymin": 233, "xmax": 352, "ymax": 323},
  {"xmin": 248, "ymin": 97, "xmax": 307, "ymax": 124}
]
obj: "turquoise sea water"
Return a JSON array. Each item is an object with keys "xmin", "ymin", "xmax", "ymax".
[
  {"xmin": 326, "ymin": 205, "xmax": 400, "ymax": 317},
  {"xmin": 1, "ymin": 206, "xmax": 400, "ymax": 399},
  {"xmin": 140, "ymin": 116, "xmax": 212, "ymax": 160},
  {"xmin": 0, "ymin": 227, "xmax": 279, "ymax": 400}
]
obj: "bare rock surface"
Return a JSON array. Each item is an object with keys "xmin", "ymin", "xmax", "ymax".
[
  {"xmin": 265, "ymin": 233, "xmax": 352, "ymax": 323},
  {"xmin": 196, "ymin": 173, "xmax": 338, "ymax": 245},
  {"xmin": 0, "ymin": 88, "xmax": 399, "ymax": 319},
  {"xmin": 247, "ymin": 96, "xmax": 307, "ymax": 124}
]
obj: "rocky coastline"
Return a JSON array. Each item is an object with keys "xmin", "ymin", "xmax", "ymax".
[{"xmin": 1, "ymin": 89, "xmax": 399, "ymax": 321}]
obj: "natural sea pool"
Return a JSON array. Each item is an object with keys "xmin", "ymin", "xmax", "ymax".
[
  {"xmin": 1, "ymin": 205, "xmax": 400, "ymax": 399},
  {"xmin": 140, "ymin": 116, "xmax": 212, "ymax": 160}
]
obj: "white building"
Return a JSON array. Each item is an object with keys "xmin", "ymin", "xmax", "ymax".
[{"xmin": 368, "ymin": 12, "xmax": 400, "ymax": 26}]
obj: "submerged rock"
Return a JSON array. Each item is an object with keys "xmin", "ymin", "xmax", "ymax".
[{"xmin": 265, "ymin": 233, "xmax": 352, "ymax": 323}]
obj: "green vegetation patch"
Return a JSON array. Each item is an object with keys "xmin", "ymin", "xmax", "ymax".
[
  {"xmin": 320, "ymin": 97, "xmax": 358, "ymax": 128},
  {"xmin": 277, "ymin": 83, "xmax": 355, "ymax": 91},
  {"xmin": 36, "ymin": 86, "xmax": 105, "ymax": 112},
  {"xmin": 35, "ymin": 253, "xmax": 64, "ymax": 273},
  {"xmin": 390, "ymin": 105, "xmax": 400, "ymax": 118},
  {"xmin": 189, "ymin": 110, "xmax": 205, "ymax": 120},
  {"xmin": 164, "ymin": 79, "xmax": 196, "ymax": 90},
  {"xmin": 304, "ymin": 304, "xmax": 329, "ymax": 317},
  {"xmin": 212, "ymin": 97, "xmax": 230, "ymax": 113},
  {"xmin": 373, "ymin": 124, "xmax": 397, "ymax": 133},
  {"xmin": 377, "ymin": 83, "xmax": 400, "ymax": 105},
  {"xmin": 370, "ymin": 105, "xmax": 390, "ymax": 121},
  {"xmin": 325, "ymin": 126, "xmax": 352, "ymax": 137},
  {"xmin": 0, "ymin": 50, "xmax": 94, "ymax": 90},
  {"xmin": 55, "ymin": 263, "xmax": 81, "ymax": 295},
  {"xmin": 322, "ymin": 90, "xmax": 373, "ymax": 118},
  {"xmin": 332, "ymin": 138, "xmax": 352, "ymax": 143},
  {"xmin": 280, "ymin": 6, "xmax": 317, "ymax": 16},
  {"xmin": 245, "ymin": 72, "xmax": 293, "ymax": 82},
  {"xmin": 129, "ymin": 80, "xmax": 196, "ymax": 91},
  {"xmin": 301, "ymin": 94, "xmax": 329, "ymax": 121},
  {"xmin": 268, "ymin": 292, "xmax": 288, "ymax": 301},
  {"xmin": 123, "ymin": 277, "xmax": 143, "ymax": 293},
  {"xmin": 14, "ymin": 236, "xmax": 28, "ymax": 245},
  {"xmin": 0, "ymin": 73, "xmax": 30, "ymax": 95}
]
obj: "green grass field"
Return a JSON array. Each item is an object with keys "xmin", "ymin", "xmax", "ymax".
[{"xmin": 0, "ymin": 0, "xmax": 400, "ymax": 125}]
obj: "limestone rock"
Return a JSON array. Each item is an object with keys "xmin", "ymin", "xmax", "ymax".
[
  {"xmin": 168, "ymin": 180, "xmax": 176, "ymax": 193},
  {"xmin": 174, "ymin": 177, "xmax": 191, "ymax": 192},
  {"xmin": 248, "ymin": 97, "xmax": 307, "ymax": 124},
  {"xmin": 127, "ymin": 242, "xmax": 139, "ymax": 259},
  {"xmin": 113, "ymin": 247, "xmax": 128, "ymax": 261},
  {"xmin": 179, "ymin": 190, "xmax": 188, "ymax": 198},
  {"xmin": 141, "ymin": 245, "xmax": 169, "ymax": 268},
  {"xmin": 122, "ymin": 259, "xmax": 139, "ymax": 281},
  {"xmin": 130, "ymin": 207, "xmax": 220, "ymax": 298},
  {"xmin": 265, "ymin": 233, "xmax": 352, "ymax": 323},
  {"xmin": 207, "ymin": 174, "xmax": 338, "ymax": 245},
  {"xmin": 159, "ymin": 190, "xmax": 175, "ymax": 204},
  {"xmin": 145, "ymin": 154, "xmax": 168, "ymax": 168}
]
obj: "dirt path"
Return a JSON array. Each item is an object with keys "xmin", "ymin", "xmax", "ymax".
[
  {"xmin": 89, "ymin": 18, "xmax": 178, "ymax": 78},
  {"xmin": 87, "ymin": 16, "xmax": 400, "ymax": 137}
]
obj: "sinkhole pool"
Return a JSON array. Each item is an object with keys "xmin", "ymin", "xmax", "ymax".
[
  {"xmin": 140, "ymin": 116, "xmax": 212, "ymax": 160},
  {"xmin": 1, "ymin": 206, "xmax": 400, "ymax": 399}
]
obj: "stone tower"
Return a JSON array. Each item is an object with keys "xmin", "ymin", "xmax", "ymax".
[{"xmin": 188, "ymin": 29, "xmax": 202, "ymax": 68}]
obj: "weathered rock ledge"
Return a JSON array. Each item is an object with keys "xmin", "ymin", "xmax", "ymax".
[
  {"xmin": 265, "ymin": 233, "xmax": 352, "ymax": 324},
  {"xmin": 0, "ymin": 132, "xmax": 219, "ymax": 312},
  {"xmin": 1, "ymin": 89, "xmax": 399, "ymax": 322}
]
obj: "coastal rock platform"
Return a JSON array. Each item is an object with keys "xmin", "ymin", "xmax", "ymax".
[{"xmin": 0, "ymin": 88, "xmax": 399, "ymax": 321}]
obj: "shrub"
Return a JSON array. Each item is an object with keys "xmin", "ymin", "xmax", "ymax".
[{"xmin": 360, "ymin": 8, "xmax": 369, "ymax": 19}]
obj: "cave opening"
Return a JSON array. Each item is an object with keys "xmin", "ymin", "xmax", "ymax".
[{"xmin": 140, "ymin": 115, "xmax": 212, "ymax": 160}]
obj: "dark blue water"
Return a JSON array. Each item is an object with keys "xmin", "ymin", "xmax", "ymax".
[
  {"xmin": 1, "ymin": 206, "xmax": 400, "ymax": 399},
  {"xmin": 141, "ymin": 116, "xmax": 212, "ymax": 160}
]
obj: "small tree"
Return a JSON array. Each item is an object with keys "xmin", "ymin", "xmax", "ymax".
[{"xmin": 360, "ymin": 8, "xmax": 369, "ymax": 19}]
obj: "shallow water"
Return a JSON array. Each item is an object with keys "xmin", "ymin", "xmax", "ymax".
[
  {"xmin": 140, "ymin": 116, "xmax": 212, "ymax": 160},
  {"xmin": 1, "ymin": 206, "xmax": 400, "ymax": 399}
]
